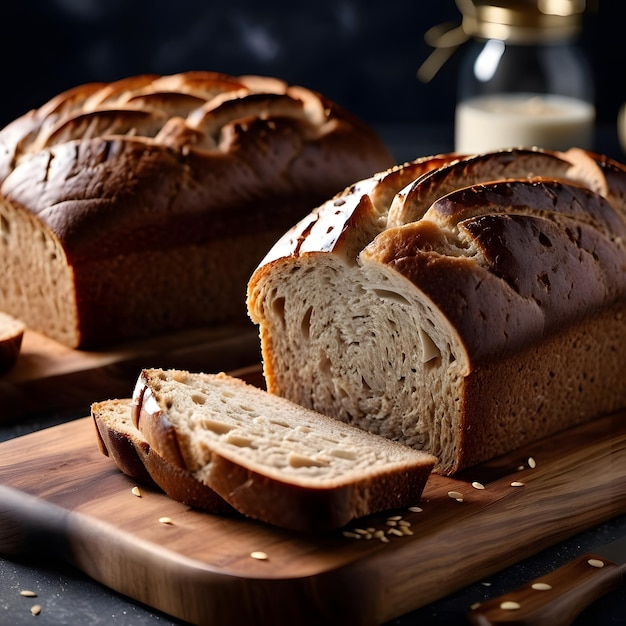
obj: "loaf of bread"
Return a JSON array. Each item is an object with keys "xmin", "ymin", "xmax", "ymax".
[
  {"xmin": 247, "ymin": 147, "xmax": 626, "ymax": 475},
  {"xmin": 0, "ymin": 311, "xmax": 25, "ymax": 373},
  {"xmin": 0, "ymin": 71, "xmax": 394, "ymax": 348},
  {"xmin": 130, "ymin": 368, "xmax": 435, "ymax": 531},
  {"xmin": 92, "ymin": 397, "xmax": 234, "ymax": 514}
]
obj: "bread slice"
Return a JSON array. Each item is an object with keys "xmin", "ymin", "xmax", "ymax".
[
  {"xmin": 131, "ymin": 368, "xmax": 436, "ymax": 531},
  {"xmin": 247, "ymin": 147, "xmax": 626, "ymax": 476},
  {"xmin": 0, "ymin": 311, "xmax": 25, "ymax": 373},
  {"xmin": 92, "ymin": 398, "xmax": 234, "ymax": 514}
]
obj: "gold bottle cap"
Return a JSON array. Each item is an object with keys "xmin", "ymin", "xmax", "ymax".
[{"xmin": 457, "ymin": 0, "xmax": 586, "ymax": 42}]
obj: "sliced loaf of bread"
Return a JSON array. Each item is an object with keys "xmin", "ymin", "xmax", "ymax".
[
  {"xmin": 247, "ymin": 147, "xmax": 626, "ymax": 476},
  {"xmin": 130, "ymin": 368, "xmax": 436, "ymax": 531}
]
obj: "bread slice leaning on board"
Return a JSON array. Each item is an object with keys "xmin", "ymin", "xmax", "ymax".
[
  {"xmin": 0, "ymin": 71, "xmax": 394, "ymax": 349},
  {"xmin": 121, "ymin": 367, "xmax": 435, "ymax": 531},
  {"xmin": 247, "ymin": 147, "xmax": 626, "ymax": 476},
  {"xmin": 92, "ymin": 397, "xmax": 235, "ymax": 514}
]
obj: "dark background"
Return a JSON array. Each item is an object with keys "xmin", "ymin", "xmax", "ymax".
[{"xmin": 2, "ymin": 1, "xmax": 624, "ymax": 148}]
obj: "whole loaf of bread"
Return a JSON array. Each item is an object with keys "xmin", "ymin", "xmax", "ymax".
[
  {"xmin": 0, "ymin": 71, "xmax": 393, "ymax": 348},
  {"xmin": 247, "ymin": 147, "xmax": 626, "ymax": 475}
]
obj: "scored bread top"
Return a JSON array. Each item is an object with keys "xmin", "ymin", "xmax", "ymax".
[
  {"xmin": 249, "ymin": 147, "xmax": 626, "ymax": 367},
  {"xmin": 0, "ymin": 71, "xmax": 394, "ymax": 263}
]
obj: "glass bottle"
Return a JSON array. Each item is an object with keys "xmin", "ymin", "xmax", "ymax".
[{"xmin": 454, "ymin": 0, "xmax": 594, "ymax": 153}]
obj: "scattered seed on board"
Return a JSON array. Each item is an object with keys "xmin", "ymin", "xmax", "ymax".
[
  {"xmin": 30, "ymin": 605, "xmax": 42, "ymax": 616},
  {"xmin": 471, "ymin": 481, "xmax": 485, "ymax": 490},
  {"xmin": 528, "ymin": 457, "xmax": 536, "ymax": 469},
  {"xmin": 250, "ymin": 551, "xmax": 268, "ymax": 560},
  {"xmin": 448, "ymin": 490, "xmax": 464, "ymax": 500},
  {"xmin": 588, "ymin": 558, "xmax": 605, "ymax": 568},
  {"xmin": 500, "ymin": 601, "xmax": 521, "ymax": 610},
  {"xmin": 131, "ymin": 486, "xmax": 142, "ymax": 497},
  {"xmin": 158, "ymin": 516, "xmax": 174, "ymax": 525},
  {"xmin": 532, "ymin": 582, "xmax": 552, "ymax": 591},
  {"xmin": 511, "ymin": 481, "xmax": 525, "ymax": 488},
  {"xmin": 408, "ymin": 506, "xmax": 423, "ymax": 513},
  {"xmin": 19, "ymin": 590, "xmax": 37, "ymax": 598}
]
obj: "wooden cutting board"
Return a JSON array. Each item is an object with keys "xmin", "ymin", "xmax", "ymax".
[
  {"xmin": 0, "ymin": 325, "xmax": 261, "ymax": 421},
  {"xmin": 1, "ymin": 405, "xmax": 625, "ymax": 626}
]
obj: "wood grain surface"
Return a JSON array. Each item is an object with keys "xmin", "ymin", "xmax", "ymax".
[
  {"xmin": 0, "ymin": 325, "xmax": 261, "ymax": 421},
  {"xmin": 1, "ymin": 405, "xmax": 625, "ymax": 626}
]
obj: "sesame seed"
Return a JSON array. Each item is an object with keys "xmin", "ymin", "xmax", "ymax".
[
  {"xmin": 500, "ymin": 601, "xmax": 521, "ymax": 610},
  {"xmin": 398, "ymin": 520, "xmax": 411, "ymax": 527},
  {"xmin": 517, "ymin": 464, "xmax": 525, "ymax": 471},
  {"xmin": 388, "ymin": 528, "xmax": 404, "ymax": 537},
  {"xmin": 448, "ymin": 490, "xmax": 464, "ymax": 500},
  {"xmin": 387, "ymin": 515, "xmax": 403, "ymax": 521},
  {"xmin": 19, "ymin": 590, "xmax": 37, "ymax": 597},
  {"xmin": 531, "ymin": 582, "xmax": 552, "ymax": 591},
  {"xmin": 469, "ymin": 602, "xmax": 481, "ymax": 610},
  {"xmin": 528, "ymin": 457, "xmax": 536, "ymax": 468},
  {"xmin": 373, "ymin": 530, "xmax": 385, "ymax": 538},
  {"xmin": 386, "ymin": 520, "xmax": 398, "ymax": 526},
  {"xmin": 250, "ymin": 551, "xmax": 268, "ymax": 560},
  {"xmin": 471, "ymin": 481, "xmax": 485, "ymax": 490},
  {"xmin": 400, "ymin": 526, "xmax": 414, "ymax": 536},
  {"xmin": 30, "ymin": 605, "xmax": 42, "ymax": 616},
  {"xmin": 511, "ymin": 481, "xmax": 525, "ymax": 487},
  {"xmin": 131, "ymin": 486, "xmax": 142, "ymax": 497},
  {"xmin": 158, "ymin": 516, "xmax": 174, "ymax": 525},
  {"xmin": 408, "ymin": 506, "xmax": 423, "ymax": 513},
  {"xmin": 341, "ymin": 531, "xmax": 362, "ymax": 539},
  {"xmin": 354, "ymin": 528, "xmax": 370, "ymax": 535},
  {"xmin": 379, "ymin": 535, "xmax": 390, "ymax": 543},
  {"xmin": 587, "ymin": 558, "xmax": 605, "ymax": 568}
]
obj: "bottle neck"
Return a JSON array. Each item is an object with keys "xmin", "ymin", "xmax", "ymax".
[{"xmin": 457, "ymin": 37, "xmax": 594, "ymax": 104}]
